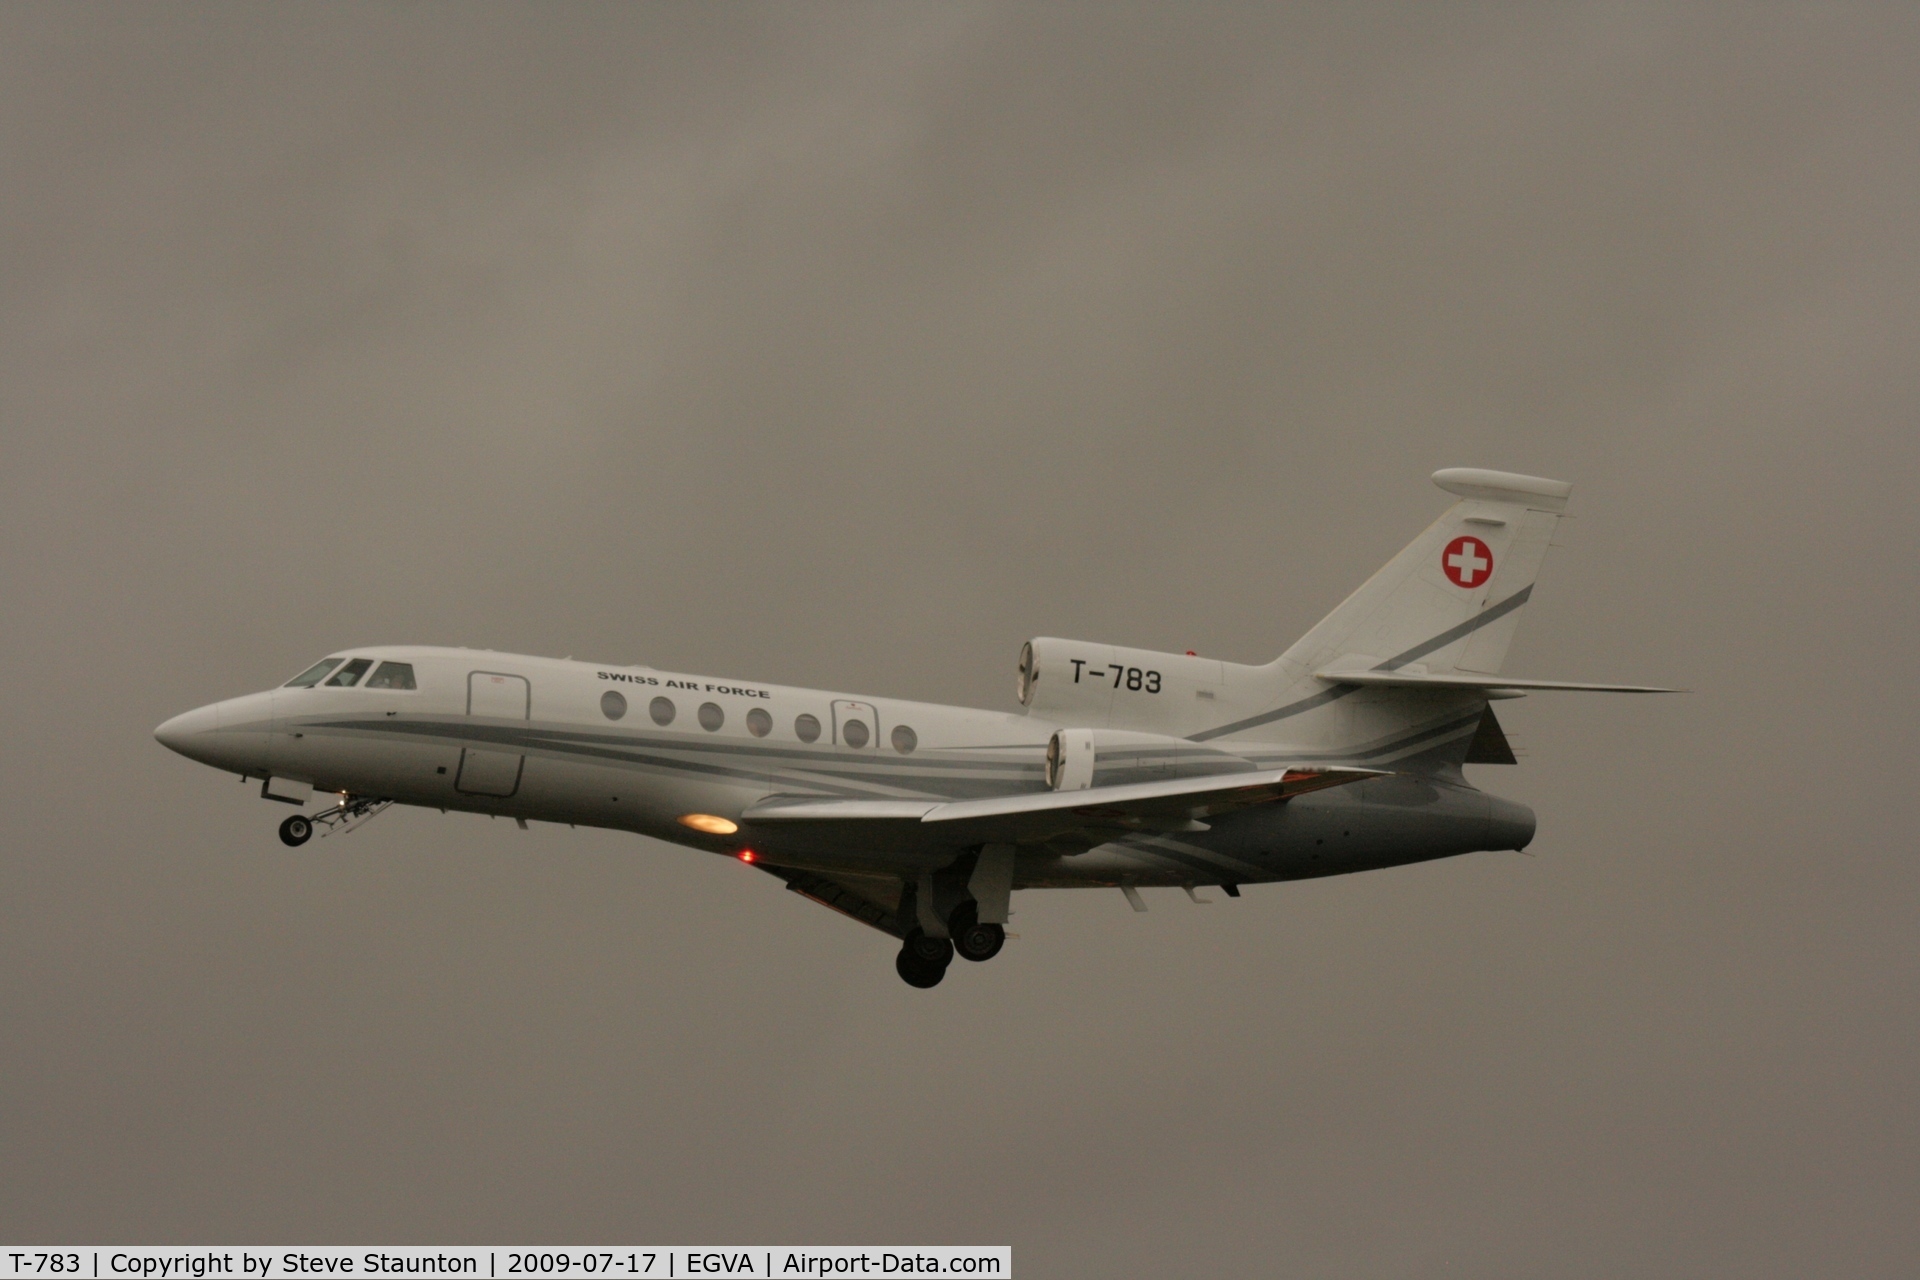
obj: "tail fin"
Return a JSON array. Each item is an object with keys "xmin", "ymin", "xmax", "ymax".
[
  {"xmin": 1273, "ymin": 469, "xmax": 1570, "ymax": 679},
  {"xmin": 1192, "ymin": 470, "xmax": 1664, "ymax": 771}
]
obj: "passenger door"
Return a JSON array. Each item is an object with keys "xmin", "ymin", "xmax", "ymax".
[
  {"xmin": 831, "ymin": 700, "xmax": 878, "ymax": 750},
  {"xmin": 456, "ymin": 671, "xmax": 530, "ymax": 797}
]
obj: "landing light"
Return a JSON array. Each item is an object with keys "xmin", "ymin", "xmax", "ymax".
[{"xmin": 679, "ymin": 813, "xmax": 739, "ymax": 835}]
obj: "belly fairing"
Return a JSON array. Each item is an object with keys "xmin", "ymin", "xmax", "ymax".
[{"xmin": 1017, "ymin": 779, "xmax": 1528, "ymax": 888}]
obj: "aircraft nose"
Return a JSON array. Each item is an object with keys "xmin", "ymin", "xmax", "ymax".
[{"xmin": 154, "ymin": 702, "xmax": 220, "ymax": 755}]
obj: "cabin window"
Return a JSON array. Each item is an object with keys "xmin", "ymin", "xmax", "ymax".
[
  {"xmin": 746, "ymin": 707, "xmax": 772, "ymax": 737},
  {"xmin": 698, "ymin": 702, "xmax": 724, "ymax": 731},
  {"xmin": 891, "ymin": 724, "xmax": 917, "ymax": 754},
  {"xmin": 649, "ymin": 696, "xmax": 676, "ymax": 726},
  {"xmin": 794, "ymin": 713, "xmax": 821, "ymax": 743},
  {"xmin": 284, "ymin": 658, "xmax": 344, "ymax": 688},
  {"xmin": 325, "ymin": 658, "xmax": 374, "ymax": 687},
  {"xmin": 601, "ymin": 690, "xmax": 627, "ymax": 720},
  {"xmin": 364, "ymin": 661, "xmax": 416, "ymax": 690},
  {"xmin": 842, "ymin": 719, "xmax": 870, "ymax": 748}
]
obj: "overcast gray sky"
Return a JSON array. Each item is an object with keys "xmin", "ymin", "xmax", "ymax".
[{"xmin": 3, "ymin": 4, "xmax": 1917, "ymax": 1275}]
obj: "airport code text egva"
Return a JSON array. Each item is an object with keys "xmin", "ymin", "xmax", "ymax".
[{"xmin": 4, "ymin": 1254, "xmax": 1005, "ymax": 1279}]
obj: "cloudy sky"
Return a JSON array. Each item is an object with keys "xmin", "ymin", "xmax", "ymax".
[{"xmin": 3, "ymin": 4, "xmax": 1916, "ymax": 1275}]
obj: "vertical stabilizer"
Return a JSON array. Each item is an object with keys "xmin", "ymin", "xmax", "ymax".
[
  {"xmin": 1273, "ymin": 469, "xmax": 1570, "ymax": 679},
  {"xmin": 1193, "ymin": 470, "xmax": 1574, "ymax": 770}
]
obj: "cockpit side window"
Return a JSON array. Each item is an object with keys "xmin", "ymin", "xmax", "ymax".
[
  {"xmin": 364, "ymin": 661, "xmax": 416, "ymax": 690},
  {"xmin": 285, "ymin": 658, "xmax": 345, "ymax": 688},
  {"xmin": 325, "ymin": 658, "xmax": 374, "ymax": 687}
]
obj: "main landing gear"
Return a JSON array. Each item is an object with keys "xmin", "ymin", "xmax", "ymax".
[
  {"xmin": 893, "ymin": 901, "xmax": 1008, "ymax": 987},
  {"xmin": 895, "ymin": 930, "xmax": 954, "ymax": 988},
  {"xmin": 277, "ymin": 795, "xmax": 393, "ymax": 847},
  {"xmin": 947, "ymin": 900, "xmax": 1006, "ymax": 963}
]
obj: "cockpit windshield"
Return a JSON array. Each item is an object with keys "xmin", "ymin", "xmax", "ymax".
[
  {"xmin": 364, "ymin": 661, "xmax": 416, "ymax": 690},
  {"xmin": 284, "ymin": 658, "xmax": 345, "ymax": 688},
  {"xmin": 325, "ymin": 658, "xmax": 375, "ymax": 687}
]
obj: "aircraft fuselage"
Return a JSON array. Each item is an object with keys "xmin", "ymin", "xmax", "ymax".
[{"xmin": 155, "ymin": 645, "xmax": 1529, "ymax": 891}]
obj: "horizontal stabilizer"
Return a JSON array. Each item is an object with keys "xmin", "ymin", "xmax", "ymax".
[
  {"xmin": 1316, "ymin": 669, "xmax": 1678, "ymax": 693},
  {"xmin": 1431, "ymin": 468, "xmax": 1573, "ymax": 510}
]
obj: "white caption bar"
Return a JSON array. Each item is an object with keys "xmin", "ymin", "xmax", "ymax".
[{"xmin": 0, "ymin": 1251, "xmax": 1009, "ymax": 1280}]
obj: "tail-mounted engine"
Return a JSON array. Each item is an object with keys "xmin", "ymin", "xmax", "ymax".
[
  {"xmin": 1044, "ymin": 727, "xmax": 1256, "ymax": 792},
  {"xmin": 1018, "ymin": 636, "xmax": 1229, "ymax": 735}
]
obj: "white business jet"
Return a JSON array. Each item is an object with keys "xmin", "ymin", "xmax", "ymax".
[{"xmin": 156, "ymin": 469, "xmax": 1671, "ymax": 987}]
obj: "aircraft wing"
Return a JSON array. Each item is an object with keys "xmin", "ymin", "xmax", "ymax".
[
  {"xmin": 755, "ymin": 864, "xmax": 909, "ymax": 938},
  {"xmin": 741, "ymin": 767, "xmax": 1381, "ymax": 849},
  {"xmin": 1316, "ymin": 669, "xmax": 1678, "ymax": 693}
]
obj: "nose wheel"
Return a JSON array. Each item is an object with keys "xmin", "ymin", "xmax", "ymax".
[{"xmin": 274, "ymin": 796, "xmax": 391, "ymax": 847}]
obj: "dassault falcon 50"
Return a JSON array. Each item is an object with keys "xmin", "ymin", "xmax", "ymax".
[{"xmin": 155, "ymin": 469, "xmax": 1672, "ymax": 987}]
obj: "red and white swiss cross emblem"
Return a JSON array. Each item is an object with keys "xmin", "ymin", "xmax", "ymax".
[{"xmin": 1442, "ymin": 535, "xmax": 1494, "ymax": 588}]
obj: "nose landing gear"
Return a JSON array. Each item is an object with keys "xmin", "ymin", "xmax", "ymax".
[{"xmin": 276, "ymin": 795, "xmax": 393, "ymax": 848}]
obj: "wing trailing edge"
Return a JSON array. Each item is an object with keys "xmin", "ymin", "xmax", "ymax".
[
  {"xmin": 755, "ymin": 865, "xmax": 907, "ymax": 938},
  {"xmin": 1315, "ymin": 669, "xmax": 1679, "ymax": 693},
  {"xmin": 741, "ymin": 766, "xmax": 1382, "ymax": 849}
]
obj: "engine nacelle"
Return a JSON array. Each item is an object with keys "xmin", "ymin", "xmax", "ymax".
[
  {"xmin": 1018, "ymin": 636, "xmax": 1231, "ymax": 735},
  {"xmin": 1044, "ymin": 727, "xmax": 1256, "ymax": 792}
]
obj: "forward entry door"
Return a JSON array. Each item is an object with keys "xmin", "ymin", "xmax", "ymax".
[
  {"xmin": 832, "ymin": 700, "xmax": 878, "ymax": 750},
  {"xmin": 457, "ymin": 671, "xmax": 530, "ymax": 797}
]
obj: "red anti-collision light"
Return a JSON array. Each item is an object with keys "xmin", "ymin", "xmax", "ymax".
[{"xmin": 737, "ymin": 850, "xmax": 757, "ymax": 863}]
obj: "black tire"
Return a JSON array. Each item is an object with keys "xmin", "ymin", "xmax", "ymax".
[
  {"xmin": 278, "ymin": 815, "xmax": 312, "ymax": 847},
  {"xmin": 895, "ymin": 948, "xmax": 946, "ymax": 988},
  {"xmin": 903, "ymin": 928, "xmax": 953, "ymax": 968},
  {"xmin": 953, "ymin": 920, "xmax": 1005, "ymax": 963},
  {"xmin": 947, "ymin": 901, "xmax": 1005, "ymax": 962}
]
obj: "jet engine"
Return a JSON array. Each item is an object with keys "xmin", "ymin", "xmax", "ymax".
[
  {"xmin": 1018, "ymin": 636, "xmax": 1229, "ymax": 735},
  {"xmin": 1044, "ymin": 727, "xmax": 1256, "ymax": 792}
]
